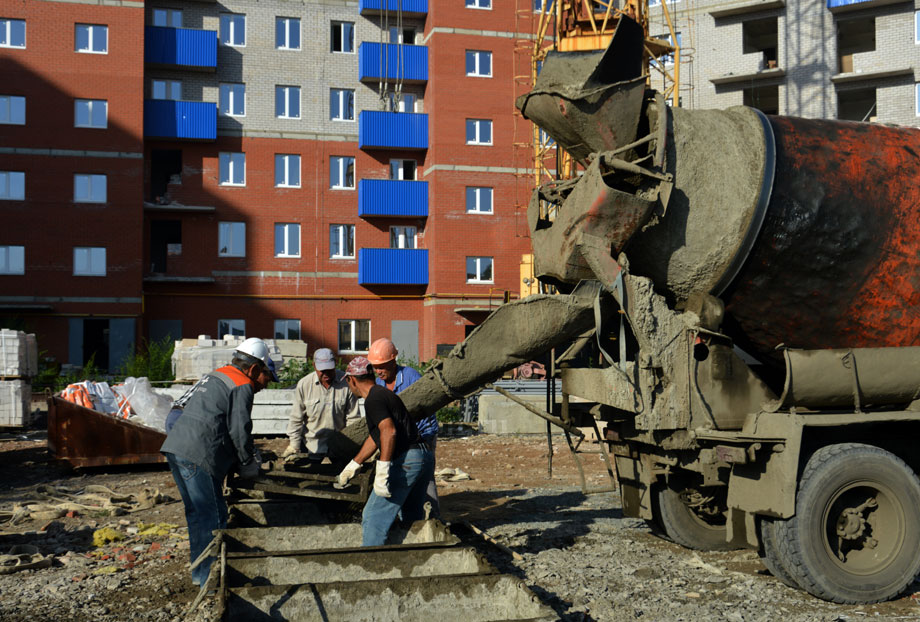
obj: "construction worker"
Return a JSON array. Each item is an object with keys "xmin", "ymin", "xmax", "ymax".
[
  {"xmin": 336, "ymin": 356, "xmax": 434, "ymax": 546},
  {"xmin": 282, "ymin": 348, "xmax": 361, "ymax": 460},
  {"xmin": 367, "ymin": 337, "xmax": 441, "ymax": 516},
  {"xmin": 160, "ymin": 337, "xmax": 277, "ymax": 587}
]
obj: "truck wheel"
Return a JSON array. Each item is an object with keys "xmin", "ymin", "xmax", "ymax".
[
  {"xmin": 773, "ymin": 443, "xmax": 920, "ymax": 604},
  {"xmin": 655, "ymin": 484, "xmax": 735, "ymax": 551},
  {"xmin": 758, "ymin": 517, "xmax": 799, "ymax": 588}
]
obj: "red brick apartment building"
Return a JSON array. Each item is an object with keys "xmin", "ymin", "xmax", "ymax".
[{"xmin": 0, "ymin": 0, "xmax": 541, "ymax": 369}]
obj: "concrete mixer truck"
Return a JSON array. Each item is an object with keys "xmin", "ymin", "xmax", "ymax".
[{"xmin": 329, "ymin": 15, "xmax": 920, "ymax": 606}]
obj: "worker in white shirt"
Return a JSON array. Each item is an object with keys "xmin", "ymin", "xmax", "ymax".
[{"xmin": 283, "ymin": 348, "xmax": 361, "ymax": 460}]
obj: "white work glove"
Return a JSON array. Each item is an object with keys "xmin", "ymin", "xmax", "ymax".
[
  {"xmin": 281, "ymin": 444, "xmax": 298, "ymax": 459},
  {"xmin": 373, "ymin": 461, "xmax": 391, "ymax": 498},
  {"xmin": 335, "ymin": 460, "xmax": 362, "ymax": 488},
  {"xmin": 239, "ymin": 450, "xmax": 262, "ymax": 479}
]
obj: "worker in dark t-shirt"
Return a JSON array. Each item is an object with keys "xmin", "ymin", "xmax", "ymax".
[{"xmin": 335, "ymin": 356, "xmax": 435, "ymax": 546}]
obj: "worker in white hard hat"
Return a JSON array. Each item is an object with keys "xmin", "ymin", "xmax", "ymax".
[
  {"xmin": 283, "ymin": 348, "xmax": 361, "ymax": 460},
  {"xmin": 160, "ymin": 337, "xmax": 277, "ymax": 587},
  {"xmin": 367, "ymin": 337, "xmax": 440, "ymax": 518}
]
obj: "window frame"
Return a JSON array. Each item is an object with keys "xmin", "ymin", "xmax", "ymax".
[
  {"xmin": 0, "ymin": 18, "xmax": 26, "ymax": 49},
  {"xmin": 0, "ymin": 245, "xmax": 24, "ymax": 275},
  {"xmin": 219, "ymin": 13, "xmax": 246, "ymax": 47},
  {"xmin": 275, "ymin": 85, "xmax": 301, "ymax": 119},
  {"xmin": 338, "ymin": 319, "xmax": 370, "ymax": 354},
  {"xmin": 75, "ymin": 23, "xmax": 108, "ymax": 54},
  {"xmin": 465, "ymin": 50, "xmax": 493, "ymax": 77},
  {"xmin": 218, "ymin": 152, "xmax": 246, "ymax": 186},
  {"xmin": 389, "ymin": 225, "xmax": 418, "ymax": 249},
  {"xmin": 152, "ymin": 8, "xmax": 182, "ymax": 28},
  {"xmin": 0, "ymin": 171, "xmax": 25, "ymax": 201},
  {"xmin": 389, "ymin": 159, "xmax": 417, "ymax": 181},
  {"xmin": 915, "ymin": 83, "xmax": 920, "ymax": 116},
  {"xmin": 330, "ymin": 21, "xmax": 355, "ymax": 53},
  {"xmin": 466, "ymin": 256, "xmax": 494, "ymax": 284},
  {"xmin": 74, "ymin": 98, "xmax": 107, "ymax": 129},
  {"xmin": 916, "ymin": 11, "xmax": 920, "ymax": 45},
  {"xmin": 274, "ymin": 222, "xmax": 301, "ymax": 258},
  {"xmin": 330, "ymin": 88, "xmax": 355, "ymax": 122},
  {"xmin": 276, "ymin": 16, "xmax": 300, "ymax": 50},
  {"xmin": 466, "ymin": 186, "xmax": 493, "ymax": 214},
  {"xmin": 218, "ymin": 221, "xmax": 246, "ymax": 257},
  {"xmin": 73, "ymin": 173, "xmax": 107, "ymax": 204},
  {"xmin": 73, "ymin": 247, "xmax": 106, "ymax": 277},
  {"xmin": 217, "ymin": 319, "xmax": 245, "ymax": 338},
  {"xmin": 274, "ymin": 319, "xmax": 301, "ymax": 340},
  {"xmin": 465, "ymin": 118, "xmax": 493, "ymax": 145},
  {"xmin": 274, "ymin": 154, "xmax": 301, "ymax": 188},
  {"xmin": 330, "ymin": 156, "xmax": 355, "ymax": 189},
  {"xmin": 0, "ymin": 95, "xmax": 25, "ymax": 125},
  {"xmin": 329, "ymin": 223, "xmax": 355, "ymax": 259},
  {"xmin": 219, "ymin": 82, "xmax": 246, "ymax": 117},
  {"xmin": 465, "ymin": 0, "xmax": 492, "ymax": 8},
  {"xmin": 152, "ymin": 79, "xmax": 182, "ymax": 101}
]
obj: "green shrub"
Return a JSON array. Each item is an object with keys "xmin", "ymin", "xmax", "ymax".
[
  {"xmin": 118, "ymin": 337, "xmax": 175, "ymax": 382},
  {"xmin": 435, "ymin": 406, "xmax": 462, "ymax": 423}
]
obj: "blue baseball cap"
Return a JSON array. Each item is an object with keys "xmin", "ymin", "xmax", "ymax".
[{"xmin": 265, "ymin": 357, "xmax": 279, "ymax": 382}]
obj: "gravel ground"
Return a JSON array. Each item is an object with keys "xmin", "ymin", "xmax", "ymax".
[{"xmin": 1, "ymin": 431, "xmax": 918, "ymax": 622}]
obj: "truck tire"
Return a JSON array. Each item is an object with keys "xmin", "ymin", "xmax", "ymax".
[
  {"xmin": 758, "ymin": 517, "xmax": 799, "ymax": 588},
  {"xmin": 773, "ymin": 443, "xmax": 920, "ymax": 604},
  {"xmin": 655, "ymin": 484, "xmax": 736, "ymax": 551}
]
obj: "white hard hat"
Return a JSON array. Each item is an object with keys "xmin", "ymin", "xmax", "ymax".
[{"xmin": 235, "ymin": 338, "xmax": 279, "ymax": 381}]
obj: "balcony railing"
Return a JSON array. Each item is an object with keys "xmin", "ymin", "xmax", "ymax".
[
  {"xmin": 359, "ymin": 111, "xmax": 428, "ymax": 150},
  {"xmin": 144, "ymin": 100, "xmax": 217, "ymax": 141},
  {"xmin": 359, "ymin": 179, "xmax": 428, "ymax": 218},
  {"xmin": 360, "ymin": 0, "xmax": 428, "ymax": 15},
  {"xmin": 144, "ymin": 26, "xmax": 217, "ymax": 70},
  {"xmin": 358, "ymin": 248, "xmax": 428, "ymax": 285},
  {"xmin": 359, "ymin": 42, "xmax": 428, "ymax": 83}
]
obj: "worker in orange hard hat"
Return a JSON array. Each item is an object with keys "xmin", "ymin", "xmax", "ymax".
[{"xmin": 367, "ymin": 337, "xmax": 440, "ymax": 518}]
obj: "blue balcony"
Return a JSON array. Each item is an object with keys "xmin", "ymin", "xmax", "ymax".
[
  {"xmin": 359, "ymin": 179, "xmax": 428, "ymax": 218},
  {"xmin": 144, "ymin": 100, "xmax": 217, "ymax": 141},
  {"xmin": 359, "ymin": 42, "xmax": 428, "ymax": 83},
  {"xmin": 359, "ymin": 111, "xmax": 428, "ymax": 150},
  {"xmin": 359, "ymin": 248, "xmax": 429, "ymax": 285},
  {"xmin": 144, "ymin": 26, "xmax": 217, "ymax": 71},
  {"xmin": 827, "ymin": 0, "xmax": 902, "ymax": 9},
  {"xmin": 360, "ymin": 0, "xmax": 428, "ymax": 15}
]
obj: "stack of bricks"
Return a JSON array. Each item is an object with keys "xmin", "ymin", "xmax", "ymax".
[
  {"xmin": 171, "ymin": 335, "xmax": 291, "ymax": 382},
  {"xmin": 0, "ymin": 329, "xmax": 38, "ymax": 427}
]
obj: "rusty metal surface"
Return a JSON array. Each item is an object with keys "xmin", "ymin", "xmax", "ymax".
[
  {"xmin": 47, "ymin": 396, "xmax": 167, "ymax": 468},
  {"xmin": 229, "ymin": 466, "xmax": 371, "ymax": 503},
  {"xmin": 724, "ymin": 116, "xmax": 920, "ymax": 358}
]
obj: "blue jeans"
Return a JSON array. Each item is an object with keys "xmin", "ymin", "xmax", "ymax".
[
  {"xmin": 164, "ymin": 452, "xmax": 227, "ymax": 586},
  {"xmin": 362, "ymin": 447, "xmax": 434, "ymax": 546}
]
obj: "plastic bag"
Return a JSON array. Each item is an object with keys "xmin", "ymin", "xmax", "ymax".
[{"xmin": 116, "ymin": 377, "xmax": 172, "ymax": 432}]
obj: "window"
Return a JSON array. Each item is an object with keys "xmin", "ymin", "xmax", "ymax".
[
  {"xmin": 219, "ymin": 83, "xmax": 245, "ymax": 117},
  {"xmin": 152, "ymin": 9, "xmax": 182, "ymax": 27},
  {"xmin": 330, "ymin": 224, "xmax": 355, "ymax": 258},
  {"xmin": 743, "ymin": 16, "xmax": 778, "ymax": 70},
  {"xmin": 74, "ymin": 99, "xmax": 107, "ymax": 128},
  {"xmin": 0, "ymin": 246, "xmax": 24, "ymax": 275},
  {"xmin": 0, "ymin": 95, "xmax": 25, "ymax": 125},
  {"xmin": 75, "ymin": 24, "xmax": 107, "ymax": 53},
  {"xmin": 73, "ymin": 247, "xmax": 106, "ymax": 276},
  {"xmin": 74, "ymin": 174, "xmax": 106, "ymax": 203},
  {"xmin": 466, "ymin": 187, "xmax": 493, "ymax": 214},
  {"xmin": 466, "ymin": 0, "xmax": 491, "ymax": 7},
  {"xmin": 839, "ymin": 87, "xmax": 876, "ymax": 122},
  {"xmin": 152, "ymin": 79, "xmax": 181, "ymax": 100},
  {"xmin": 218, "ymin": 319, "xmax": 245, "ymax": 338},
  {"xmin": 275, "ymin": 85, "xmax": 300, "ymax": 119},
  {"xmin": 330, "ymin": 156, "xmax": 355, "ymax": 189},
  {"xmin": 330, "ymin": 88, "xmax": 355, "ymax": 121},
  {"xmin": 389, "ymin": 26, "xmax": 415, "ymax": 44},
  {"xmin": 276, "ymin": 17, "xmax": 300, "ymax": 50},
  {"xmin": 0, "ymin": 18, "xmax": 25, "ymax": 48},
  {"xmin": 466, "ymin": 256, "xmax": 493, "ymax": 283},
  {"xmin": 338, "ymin": 319, "xmax": 370, "ymax": 353},
  {"xmin": 218, "ymin": 222, "xmax": 245, "ymax": 257},
  {"xmin": 390, "ymin": 159, "xmax": 416, "ymax": 181},
  {"xmin": 390, "ymin": 226, "xmax": 417, "ymax": 249},
  {"xmin": 466, "ymin": 118, "xmax": 493, "ymax": 145},
  {"xmin": 652, "ymin": 32, "xmax": 682, "ymax": 66},
  {"xmin": 274, "ymin": 319, "xmax": 301, "ymax": 340},
  {"xmin": 916, "ymin": 11, "xmax": 920, "ymax": 44},
  {"xmin": 917, "ymin": 83, "xmax": 920, "ymax": 116},
  {"xmin": 275, "ymin": 154, "xmax": 301, "ymax": 187},
  {"xmin": 274, "ymin": 223, "xmax": 300, "ymax": 257},
  {"xmin": 0, "ymin": 172, "xmax": 24, "ymax": 200},
  {"xmin": 219, "ymin": 152, "xmax": 245, "ymax": 186},
  {"xmin": 465, "ymin": 50, "xmax": 492, "ymax": 77},
  {"xmin": 388, "ymin": 92, "xmax": 417, "ymax": 113},
  {"xmin": 533, "ymin": 0, "xmax": 548, "ymax": 12},
  {"xmin": 220, "ymin": 13, "xmax": 245, "ymax": 46},
  {"xmin": 331, "ymin": 21, "xmax": 354, "ymax": 53}
]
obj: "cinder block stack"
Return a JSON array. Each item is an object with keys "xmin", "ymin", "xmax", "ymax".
[
  {"xmin": 171, "ymin": 335, "xmax": 290, "ymax": 382},
  {"xmin": 0, "ymin": 329, "xmax": 38, "ymax": 427}
]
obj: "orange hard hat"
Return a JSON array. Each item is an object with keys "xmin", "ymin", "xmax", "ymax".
[{"xmin": 367, "ymin": 338, "xmax": 398, "ymax": 365}]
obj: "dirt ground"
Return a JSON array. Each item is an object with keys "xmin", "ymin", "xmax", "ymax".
[{"xmin": 1, "ymin": 427, "xmax": 918, "ymax": 621}]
